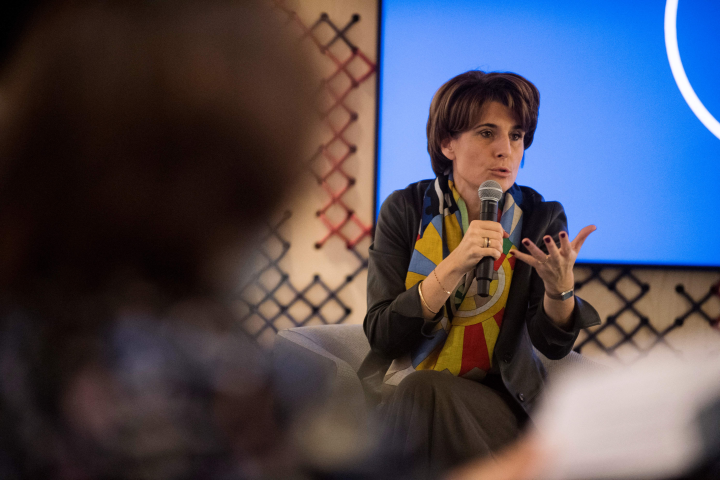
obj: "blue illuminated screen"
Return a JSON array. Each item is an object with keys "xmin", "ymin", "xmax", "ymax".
[{"xmin": 378, "ymin": 0, "xmax": 720, "ymax": 267}]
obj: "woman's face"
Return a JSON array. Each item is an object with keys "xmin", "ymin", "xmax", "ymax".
[{"xmin": 441, "ymin": 101, "xmax": 525, "ymax": 194}]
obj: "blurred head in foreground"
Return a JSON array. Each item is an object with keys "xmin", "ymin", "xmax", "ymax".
[{"xmin": 0, "ymin": 1, "xmax": 316, "ymax": 477}]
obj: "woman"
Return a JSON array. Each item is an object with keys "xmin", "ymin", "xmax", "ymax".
[{"xmin": 359, "ymin": 71, "xmax": 601, "ymax": 472}]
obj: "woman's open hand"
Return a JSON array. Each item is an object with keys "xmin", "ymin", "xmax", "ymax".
[
  {"xmin": 511, "ymin": 225, "xmax": 596, "ymax": 296},
  {"xmin": 446, "ymin": 220, "xmax": 509, "ymax": 275}
]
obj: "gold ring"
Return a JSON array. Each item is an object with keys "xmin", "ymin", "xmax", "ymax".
[
  {"xmin": 539, "ymin": 255, "xmax": 550, "ymax": 265},
  {"xmin": 484, "ymin": 237, "xmax": 490, "ymax": 248}
]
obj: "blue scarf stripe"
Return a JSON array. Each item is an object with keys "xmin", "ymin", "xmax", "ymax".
[
  {"xmin": 411, "ymin": 328, "xmax": 448, "ymax": 368},
  {"xmin": 407, "ymin": 251, "xmax": 438, "ymax": 276},
  {"xmin": 501, "ymin": 202, "xmax": 516, "ymax": 235}
]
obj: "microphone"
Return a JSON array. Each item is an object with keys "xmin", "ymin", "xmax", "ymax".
[{"xmin": 476, "ymin": 180, "xmax": 503, "ymax": 297}]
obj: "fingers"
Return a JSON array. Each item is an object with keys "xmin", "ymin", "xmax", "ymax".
[
  {"xmin": 488, "ymin": 237, "xmax": 507, "ymax": 251},
  {"xmin": 476, "ymin": 237, "xmax": 503, "ymax": 261},
  {"xmin": 571, "ymin": 225, "xmax": 597, "ymax": 252},
  {"xmin": 513, "ymin": 226, "xmax": 597, "ymax": 273},
  {"xmin": 558, "ymin": 231, "xmax": 572, "ymax": 253},
  {"xmin": 513, "ymin": 229, "xmax": 594, "ymax": 294},
  {"xmin": 469, "ymin": 220, "xmax": 505, "ymax": 238},
  {"xmin": 521, "ymin": 237, "xmax": 547, "ymax": 262},
  {"xmin": 466, "ymin": 220, "xmax": 504, "ymax": 259},
  {"xmin": 543, "ymin": 235, "xmax": 561, "ymax": 259},
  {"xmin": 481, "ymin": 239, "xmax": 502, "ymax": 260},
  {"xmin": 509, "ymin": 249, "xmax": 538, "ymax": 267}
]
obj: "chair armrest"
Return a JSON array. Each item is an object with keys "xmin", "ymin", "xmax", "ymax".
[
  {"xmin": 274, "ymin": 325, "xmax": 370, "ymax": 415},
  {"xmin": 279, "ymin": 324, "xmax": 370, "ymax": 372}
]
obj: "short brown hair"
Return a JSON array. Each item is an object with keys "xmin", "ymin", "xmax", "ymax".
[{"xmin": 426, "ymin": 70, "xmax": 540, "ymax": 176}]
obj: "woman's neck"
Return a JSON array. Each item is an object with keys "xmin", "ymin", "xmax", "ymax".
[{"xmin": 453, "ymin": 177, "xmax": 481, "ymax": 221}]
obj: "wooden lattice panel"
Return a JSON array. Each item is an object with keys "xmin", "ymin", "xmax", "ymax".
[{"xmin": 237, "ymin": 3, "xmax": 377, "ymax": 345}]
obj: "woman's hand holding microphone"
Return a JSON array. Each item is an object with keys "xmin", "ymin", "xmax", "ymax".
[
  {"xmin": 419, "ymin": 220, "xmax": 508, "ymax": 318},
  {"xmin": 446, "ymin": 220, "xmax": 508, "ymax": 274}
]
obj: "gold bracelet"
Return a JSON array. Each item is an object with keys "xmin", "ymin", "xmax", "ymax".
[
  {"xmin": 433, "ymin": 269, "xmax": 452, "ymax": 295},
  {"xmin": 418, "ymin": 281, "xmax": 438, "ymax": 314}
]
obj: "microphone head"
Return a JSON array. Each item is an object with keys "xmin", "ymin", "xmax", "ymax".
[{"xmin": 478, "ymin": 180, "xmax": 503, "ymax": 203}]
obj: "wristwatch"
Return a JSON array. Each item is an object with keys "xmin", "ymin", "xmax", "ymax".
[{"xmin": 546, "ymin": 288, "xmax": 574, "ymax": 301}]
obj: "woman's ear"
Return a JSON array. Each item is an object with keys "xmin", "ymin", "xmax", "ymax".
[{"xmin": 440, "ymin": 137, "xmax": 455, "ymax": 161}]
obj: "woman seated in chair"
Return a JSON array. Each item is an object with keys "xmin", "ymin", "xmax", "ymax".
[{"xmin": 360, "ymin": 70, "xmax": 601, "ymax": 473}]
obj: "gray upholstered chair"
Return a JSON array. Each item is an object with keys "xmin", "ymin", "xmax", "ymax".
[
  {"xmin": 274, "ymin": 324, "xmax": 371, "ymax": 414},
  {"xmin": 274, "ymin": 324, "xmax": 603, "ymax": 411}
]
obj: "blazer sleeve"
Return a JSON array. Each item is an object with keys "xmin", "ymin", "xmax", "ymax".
[
  {"xmin": 525, "ymin": 202, "xmax": 601, "ymax": 360},
  {"xmin": 363, "ymin": 191, "xmax": 443, "ymax": 358}
]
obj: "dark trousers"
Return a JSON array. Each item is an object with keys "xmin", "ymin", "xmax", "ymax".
[{"xmin": 378, "ymin": 370, "xmax": 528, "ymax": 474}]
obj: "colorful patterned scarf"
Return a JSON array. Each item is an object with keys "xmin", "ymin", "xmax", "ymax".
[{"xmin": 390, "ymin": 173, "xmax": 524, "ymax": 383}]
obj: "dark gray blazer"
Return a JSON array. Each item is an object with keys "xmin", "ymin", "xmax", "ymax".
[{"xmin": 359, "ymin": 180, "xmax": 601, "ymax": 414}]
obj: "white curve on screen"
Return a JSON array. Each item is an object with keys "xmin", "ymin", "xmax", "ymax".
[{"xmin": 665, "ymin": 0, "xmax": 720, "ymax": 140}]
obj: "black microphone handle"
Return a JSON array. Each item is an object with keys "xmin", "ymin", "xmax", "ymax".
[{"xmin": 476, "ymin": 199, "xmax": 498, "ymax": 297}]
